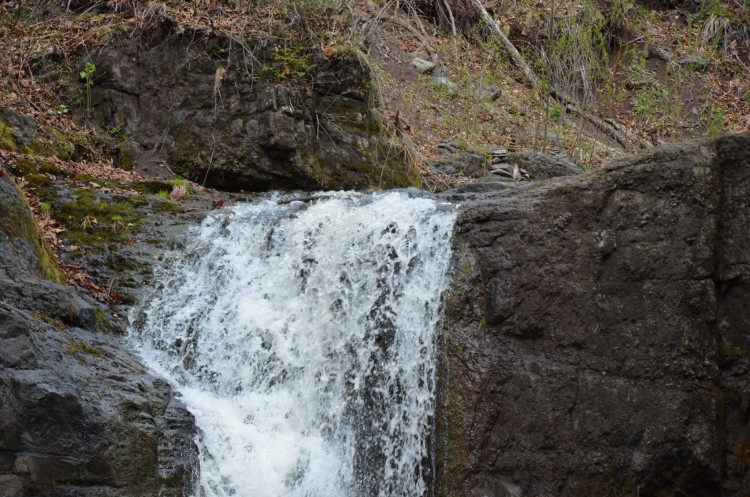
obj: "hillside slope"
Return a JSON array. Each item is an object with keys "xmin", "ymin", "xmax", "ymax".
[{"xmin": 1, "ymin": 0, "xmax": 748, "ymax": 189}]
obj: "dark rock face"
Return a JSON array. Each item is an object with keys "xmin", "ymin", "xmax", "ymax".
[
  {"xmin": 0, "ymin": 173, "xmax": 197, "ymax": 496},
  {"xmin": 438, "ymin": 134, "xmax": 750, "ymax": 497},
  {"xmin": 88, "ymin": 31, "xmax": 417, "ymax": 191}
]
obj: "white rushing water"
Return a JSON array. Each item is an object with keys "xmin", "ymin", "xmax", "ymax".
[{"xmin": 131, "ymin": 191, "xmax": 456, "ymax": 497}]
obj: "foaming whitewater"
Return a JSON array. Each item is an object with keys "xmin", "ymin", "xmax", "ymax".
[{"xmin": 130, "ymin": 191, "xmax": 456, "ymax": 497}]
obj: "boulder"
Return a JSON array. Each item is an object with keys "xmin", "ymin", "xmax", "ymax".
[
  {"xmin": 470, "ymin": 82, "xmax": 502, "ymax": 102},
  {"xmin": 431, "ymin": 76, "xmax": 458, "ymax": 95},
  {"xmin": 493, "ymin": 151, "xmax": 583, "ymax": 179},
  {"xmin": 86, "ymin": 31, "xmax": 418, "ymax": 191},
  {"xmin": 679, "ymin": 56, "xmax": 709, "ymax": 72},
  {"xmin": 410, "ymin": 57, "xmax": 437, "ymax": 74},
  {"xmin": 0, "ymin": 109, "xmax": 39, "ymax": 153},
  {"xmin": 437, "ymin": 133, "xmax": 750, "ymax": 497}
]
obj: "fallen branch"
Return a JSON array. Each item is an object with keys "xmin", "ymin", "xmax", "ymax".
[
  {"xmin": 466, "ymin": 0, "xmax": 638, "ymax": 152},
  {"xmin": 438, "ymin": 0, "xmax": 458, "ymax": 37},
  {"xmin": 563, "ymin": 102, "xmax": 638, "ymax": 151},
  {"xmin": 467, "ymin": 0, "xmax": 540, "ymax": 88}
]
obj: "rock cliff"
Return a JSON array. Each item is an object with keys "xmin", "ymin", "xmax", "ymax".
[
  {"xmin": 0, "ymin": 172, "xmax": 197, "ymax": 497},
  {"xmin": 438, "ymin": 133, "xmax": 750, "ymax": 496},
  {"xmin": 88, "ymin": 28, "xmax": 418, "ymax": 192}
]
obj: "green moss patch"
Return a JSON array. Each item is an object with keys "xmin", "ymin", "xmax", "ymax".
[
  {"xmin": 0, "ymin": 120, "xmax": 17, "ymax": 151},
  {"xmin": 67, "ymin": 337, "xmax": 104, "ymax": 357},
  {"xmin": 73, "ymin": 174, "xmax": 133, "ymax": 190},
  {"xmin": 10, "ymin": 156, "xmax": 63, "ymax": 175},
  {"xmin": 94, "ymin": 307, "xmax": 112, "ymax": 332},
  {"xmin": 153, "ymin": 199, "xmax": 182, "ymax": 212},
  {"xmin": 132, "ymin": 180, "xmax": 173, "ymax": 195},
  {"xmin": 48, "ymin": 187, "xmax": 146, "ymax": 249},
  {"xmin": 32, "ymin": 127, "xmax": 77, "ymax": 159}
]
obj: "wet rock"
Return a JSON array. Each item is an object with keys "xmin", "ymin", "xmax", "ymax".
[
  {"xmin": 438, "ymin": 133, "xmax": 750, "ymax": 497},
  {"xmin": 0, "ymin": 175, "xmax": 198, "ymax": 496}
]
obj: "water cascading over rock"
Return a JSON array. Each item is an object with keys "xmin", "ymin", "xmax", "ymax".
[{"xmin": 131, "ymin": 191, "xmax": 456, "ymax": 497}]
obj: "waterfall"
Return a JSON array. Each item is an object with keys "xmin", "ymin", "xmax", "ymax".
[{"xmin": 130, "ymin": 191, "xmax": 456, "ymax": 497}]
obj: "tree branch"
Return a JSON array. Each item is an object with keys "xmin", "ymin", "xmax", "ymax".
[{"xmin": 466, "ymin": 0, "xmax": 639, "ymax": 152}]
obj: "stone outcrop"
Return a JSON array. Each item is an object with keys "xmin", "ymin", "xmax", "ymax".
[
  {"xmin": 0, "ymin": 169, "xmax": 62, "ymax": 284},
  {"xmin": 0, "ymin": 109, "xmax": 40, "ymax": 153},
  {"xmin": 426, "ymin": 141, "xmax": 582, "ymax": 189},
  {"xmin": 0, "ymin": 171, "xmax": 198, "ymax": 497},
  {"xmin": 438, "ymin": 133, "xmax": 750, "ymax": 497},
  {"xmin": 87, "ymin": 29, "xmax": 418, "ymax": 192}
]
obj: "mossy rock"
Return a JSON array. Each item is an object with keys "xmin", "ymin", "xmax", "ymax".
[
  {"xmin": 0, "ymin": 120, "xmax": 17, "ymax": 151},
  {"xmin": 33, "ymin": 127, "xmax": 77, "ymax": 159},
  {"xmin": 94, "ymin": 307, "xmax": 112, "ymax": 332},
  {"xmin": 104, "ymin": 423, "xmax": 160, "ymax": 495},
  {"xmin": 9, "ymin": 156, "xmax": 64, "ymax": 183},
  {"xmin": 153, "ymin": 199, "xmax": 182, "ymax": 212},
  {"xmin": 0, "ymin": 108, "xmax": 40, "ymax": 152},
  {"xmin": 0, "ymin": 174, "xmax": 65, "ymax": 283},
  {"xmin": 132, "ymin": 180, "xmax": 173, "ymax": 195},
  {"xmin": 46, "ymin": 187, "xmax": 146, "ymax": 249}
]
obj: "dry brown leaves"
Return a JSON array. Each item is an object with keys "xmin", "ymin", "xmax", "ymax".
[
  {"xmin": 53, "ymin": 155, "xmax": 144, "ymax": 183},
  {"xmin": 707, "ymin": 74, "xmax": 750, "ymax": 132},
  {"xmin": 0, "ymin": 5, "xmax": 125, "ymax": 113},
  {"xmin": 62, "ymin": 263, "xmax": 123, "ymax": 305},
  {"xmin": 23, "ymin": 185, "xmax": 68, "ymax": 253}
]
